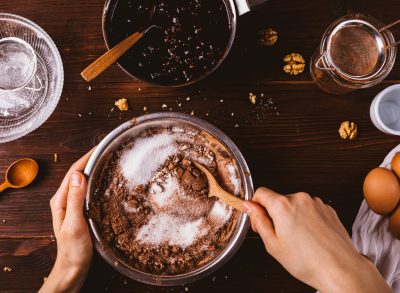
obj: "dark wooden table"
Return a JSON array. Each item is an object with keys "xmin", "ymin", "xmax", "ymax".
[{"xmin": 1, "ymin": 0, "xmax": 400, "ymax": 292}]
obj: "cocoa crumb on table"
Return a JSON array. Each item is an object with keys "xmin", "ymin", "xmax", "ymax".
[{"xmin": 115, "ymin": 98, "xmax": 129, "ymax": 111}]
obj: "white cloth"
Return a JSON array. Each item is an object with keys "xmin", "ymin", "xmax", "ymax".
[{"xmin": 352, "ymin": 144, "xmax": 400, "ymax": 291}]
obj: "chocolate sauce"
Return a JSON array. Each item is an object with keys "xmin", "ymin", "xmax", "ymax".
[{"xmin": 105, "ymin": 0, "xmax": 232, "ymax": 85}]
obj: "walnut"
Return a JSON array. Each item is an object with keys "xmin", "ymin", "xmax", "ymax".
[
  {"xmin": 283, "ymin": 53, "xmax": 305, "ymax": 75},
  {"xmin": 114, "ymin": 98, "xmax": 129, "ymax": 111},
  {"xmin": 258, "ymin": 28, "xmax": 278, "ymax": 46},
  {"xmin": 249, "ymin": 93, "xmax": 257, "ymax": 104},
  {"xmin": 3, "ymin": 266, "xmax": 12, "ymax": 273},
  {"xmin": 338, "ymin": 121, "xmax": 358, "ymax": 140}
]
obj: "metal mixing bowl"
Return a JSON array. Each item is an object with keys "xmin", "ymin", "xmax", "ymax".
[{"xmin": 84, "ymin": 112, "xmax": 253, "ymax": 286}]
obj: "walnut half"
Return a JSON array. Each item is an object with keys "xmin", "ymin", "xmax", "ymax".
[
  {"xmin": 283, "ymin": 53, "xmax": 305, "ymax": 75},
  {"xmin": 338, "ymin": 121, "xmax": 358, "ymax": 140},
  {"xmin": 258, "ymin": 28, "xmax": 278, "ymax": 46}
]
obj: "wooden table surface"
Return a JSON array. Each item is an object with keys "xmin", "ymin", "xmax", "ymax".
[{"xmin": 1, "ymin": 0, "xmax": 400, "ymax": 292}]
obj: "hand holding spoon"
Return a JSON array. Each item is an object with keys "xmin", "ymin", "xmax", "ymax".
[
  {"xmin": 0, "ymin": 158, "xmax": 38, "ymax": 193},
  {"xmin": 193, "ymin": 162, "xmax": 246, "ymax": 212},
  {"xmin": 81, "ymin": 25, "xmax": 161, "ymax": 82}
]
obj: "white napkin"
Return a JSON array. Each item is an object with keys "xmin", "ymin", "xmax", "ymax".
[{"xmin": 352, "ymin": 144, "xmax": 400, "ymax": 291}]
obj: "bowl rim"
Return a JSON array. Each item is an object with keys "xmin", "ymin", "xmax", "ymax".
[{"xmin": 84, "ymin": 112, "xmax": 253, "ymax": 286}]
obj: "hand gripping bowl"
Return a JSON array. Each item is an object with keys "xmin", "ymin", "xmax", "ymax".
[{"xmin": 84, "ymin": 112, "xmax": 253, "ymax": 286}]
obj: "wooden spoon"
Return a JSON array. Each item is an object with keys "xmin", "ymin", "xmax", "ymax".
[
  {"xmin": 0, "ymin": 158, "xmax": 38, "ymax": 193},
  {"xmin": 193, "ymin": 162, "xmax": 246, "ymax": 212},
  {"xmin": 81, "ymin": 25, "xmax": 161, "ymax": 82}
]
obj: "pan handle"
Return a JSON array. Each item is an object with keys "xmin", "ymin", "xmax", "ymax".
[{"xmin": 234, "ymin": 0, "xmax": 269, "ymax": 16}]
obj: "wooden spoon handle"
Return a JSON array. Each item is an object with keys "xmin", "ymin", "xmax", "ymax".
[
  {"xmin": 215, "ymin": 190, "xmax": 246, "ymax": 212},
  {"xmin": 81, "ymin": 32, "xmax": 144, "ymax": 82},
  {"xmin": 0, "ymin": 182, "xmax": 10, "ymax": 193}
]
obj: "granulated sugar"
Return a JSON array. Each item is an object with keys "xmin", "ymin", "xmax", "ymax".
[
  {"xmin": 227, "ymin": 164, "xmax": 240, "ymax": 195},
  {"xmin": 119, "ymin": 133, "xmax": 178, "ymax": 186},
  {"xmin": 135, "ymin": 214, "xmax": 205, "ymax": 248},
  {"xmin": 149, "ymin": 174, "xmax": 179, "ymax": 208},
  {"xmin": 123, "ymin": 201, "xmax": 139, "ymax": 213},
  {"xmin": 210, "ymin": 201, "xmax": 232, "ymax": 225}
]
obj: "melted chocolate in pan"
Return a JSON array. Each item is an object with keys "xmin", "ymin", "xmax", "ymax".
[{"xmin": 105, "ymin": 0, "xmax": 232, "ymax": 85}]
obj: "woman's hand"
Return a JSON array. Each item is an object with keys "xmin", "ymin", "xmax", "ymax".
[
  {"xmin": 39, "ymin": 149, "xmax": 95, "ymax": 293},
  {"xmin": 244, "ymin": 187, "xmax": 392, "ymax": 293}
]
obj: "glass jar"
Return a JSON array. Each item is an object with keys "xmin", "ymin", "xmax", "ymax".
[{"xmin": 311, "ymin": 14, "xmax": 399, "ymax": 95}]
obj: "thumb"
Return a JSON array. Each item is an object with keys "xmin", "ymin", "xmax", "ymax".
[{"xmin": 65, "ymin": 171, "xmax": 87, "ymax": 221}]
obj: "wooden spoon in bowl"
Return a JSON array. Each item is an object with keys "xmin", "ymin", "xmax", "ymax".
[
  {"xmin": 81, "ymin": 25, "xmax": 161, "ymax": 82},
  {"xmin": 193, "ymin": 161, "xmax": 246, "ymax": 212},
  {"xmin": 0, "ymin": 158, "xmax": 38, "ymax": 193}
]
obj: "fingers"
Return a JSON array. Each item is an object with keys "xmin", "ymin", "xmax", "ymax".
[
  {"xmin": 243, "ymin": 201, "xmax": 277, "ymax": 248},
  {"xmin": 50, "ymin": 149, "xmax": 95, "ymax": 233},
  {"xmin": 50, "ymin": 196, "xmax": 65, "ymax": 238},
  {"xmin": 65, "ymin": 172, "xmax": 87, "ymax": 223},
  {"xmin": 55, "ymin": 148, "xmax": 96, "ymax": 198},
  {"xmin": 252, "ymin": 187, "xmax": 285, "ymax": 220}
]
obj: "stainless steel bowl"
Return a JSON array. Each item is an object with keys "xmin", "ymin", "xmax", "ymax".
[{"xmin": 84, "ymin": 112, "xmax": 253, "ymax": 286}]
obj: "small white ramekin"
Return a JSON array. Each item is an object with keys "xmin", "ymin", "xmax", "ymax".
[{"xmin": 370, "ymin": 84, "xmax": 400, "ymax": 135}]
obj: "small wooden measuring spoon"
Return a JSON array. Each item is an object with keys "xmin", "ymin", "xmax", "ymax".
[
  {"xmin": 193, "ymin": 162, "xmax": 246, "ymax": 212},
  {"xmin": 0, "ymin": 158, "xmax": 39, "ymax": 193},
  {"xmin": 81, "ymin": 25, "xmax": 161, "ymax": 82}
]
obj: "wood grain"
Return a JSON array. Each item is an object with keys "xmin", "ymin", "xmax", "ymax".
[{"xmin": 0, "ymin": 0, "xmax": 399, "ymax": 292}]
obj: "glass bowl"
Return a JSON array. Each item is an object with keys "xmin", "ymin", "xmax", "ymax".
[
  {"xmin": 84, "ymin": 112, "xmax": 253, "ymax": 286},
  {"xmin": 0, "ymin": 13, "xmax": 64, "ymax": 143}
]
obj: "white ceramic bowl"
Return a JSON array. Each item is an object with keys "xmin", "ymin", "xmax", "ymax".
[{"xmin": 370, "ymin": 84, "xmax": 400, "ymax": 135}]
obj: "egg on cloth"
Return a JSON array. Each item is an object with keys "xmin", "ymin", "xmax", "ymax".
[
  {"xmin": 391, "ymin": 152, "xmax": 400, "ymax": 178},
  {"xmin": 363, "ymin": 167, "xmax": 400, "ymax": 215},
  {"xmin": 389, "ymin": 206, "xmax": 400, "ymax": 240}
]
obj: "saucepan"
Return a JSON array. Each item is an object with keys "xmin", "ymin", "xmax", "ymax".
[{"xmin": 102, "ymin": 0, "xmax": 269, "ymax": 86}]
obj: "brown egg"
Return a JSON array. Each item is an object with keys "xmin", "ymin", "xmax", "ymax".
[
  {"xmin": 392, "ymin": 152, "xmax": 400, "ymax": 178},
  {"xmin": 389, "ymin": 206, "xmax": 400, "ymax": 240},
  {"xmin": 363, "ymin": 167, "xmax": 400, "ymax": 215}
]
